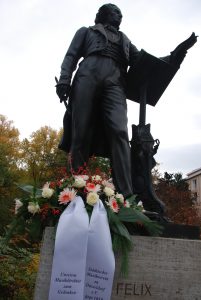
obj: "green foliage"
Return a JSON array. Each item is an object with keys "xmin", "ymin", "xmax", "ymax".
[
  {"xmin": 0, "ymin": 116, "xmax": 67, "ymax": 236},
  {"xmin": 17, "ymin": 184, "xmax": 42, "ymax": 198},
  {"xmin": 0, "ymin": 115, "xmax": 21, "ymax": 234},
  {"xmin": 107, "ymin": 208, "xmax": 132, "ymax": 275},
  {"xmin": 163, "ymin": 171, "xmax": 188, "ymax": 190},
  {"xmin": 87, "ymin": 156, "xmax": 111, "ymax": 177},
  {"xmin": 0, "ymin": 115, "xmax": 20, "ymax": 185},
  {"xmin": 2, "ymin": 184, "xmax": 53, "ymax": 244},
  {"xmin": 20, "ymin": 126, "xmax": 67, "ymax": 186},
  {"xmin": 3, "ymin": 158, "xmax": 163, "ymax": 277},
  {"xmin": 107, "ymin": 202, "xmax": 162, "ymax": 275},
  {"xmin": 0, "ymin": 240, "xmax": 39, "ymax": 300}
]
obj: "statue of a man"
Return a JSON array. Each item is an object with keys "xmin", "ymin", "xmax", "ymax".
[{"xmin": 56, "ymin": 3, "xmax": 197, "ymax": 199}]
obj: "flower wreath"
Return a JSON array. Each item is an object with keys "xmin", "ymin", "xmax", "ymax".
[{"xmin": 6, "ymin": 158, "xmax": 162, "ymax": 274}]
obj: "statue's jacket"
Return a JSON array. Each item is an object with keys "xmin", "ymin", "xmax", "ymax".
[
  {"xmin": 58, "ymin": 23, "xmax": 140, "ymax": 85},
  {"xmin": 58, "ymin": 23, "xmax": 140, "ymax": 154}
]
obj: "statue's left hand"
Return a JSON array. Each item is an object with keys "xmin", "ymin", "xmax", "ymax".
[
  {"xmin": 182, "ymin": 32, "xmax": 198, "ymax": 50},
  {"xmin": 175, "ymin": 32, "xmax": 198, "ymax": 53},
  {"xmin": 170, "ymin": 32, "xmax": 198, "ymax": 65}
]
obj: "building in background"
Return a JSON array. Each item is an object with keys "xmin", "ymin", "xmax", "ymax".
[{"xmin": 186, "ymin": 167, "xmax": 201, "ymax": 205}]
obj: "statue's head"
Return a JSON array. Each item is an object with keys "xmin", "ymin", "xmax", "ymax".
[{"xmin": 95, "ymin": 3, "xmax": 122, "ymax": 29}]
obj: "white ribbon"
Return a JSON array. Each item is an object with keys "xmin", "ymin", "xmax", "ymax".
[
  {"xmin": 84, "ymin": 199, "xmax": 115, "ymax": 300},
  {"xmin": 48, "ymin": 197, "xmax": 115, "ymax": 300},
  {"xmin": 48, "ymin": 196, "xmax": 89, "ymax": 300}
]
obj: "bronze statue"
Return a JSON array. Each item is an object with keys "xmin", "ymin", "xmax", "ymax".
[{"xmin": 56, "ymin": 3, "xmax": 197, "ymax": 206}]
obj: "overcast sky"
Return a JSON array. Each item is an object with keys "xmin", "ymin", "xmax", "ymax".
[{"xmin": 0, "ymin": 0, "xmax": 201, "ymax": 176}]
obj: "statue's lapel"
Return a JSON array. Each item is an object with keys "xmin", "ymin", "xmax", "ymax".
[{"xmin": 89, "ymin": 24, "xmax": 107, "ymax": 40}]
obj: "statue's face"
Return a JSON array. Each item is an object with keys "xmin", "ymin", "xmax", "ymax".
[{"xmin": 106, "ymin": 5, "xmax": 122, "ymax": 27}]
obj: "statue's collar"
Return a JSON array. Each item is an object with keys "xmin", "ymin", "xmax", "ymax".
[
  {"xmin": 89, "ymin": 23, "xmax": 120, "ymax": 39},
  {"xmin": 89, "ymin": 24, "xmax": 107, "ymax": 38},
  {"xmin": 104, "ymin": 24, "xmax": 119, "ymax": 33}
]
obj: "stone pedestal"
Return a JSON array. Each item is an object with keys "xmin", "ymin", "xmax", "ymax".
[
  {"xmin": 34, "ymin": 227, "xmax": 55, "ymax": 300},
  {"xmin": 34, "ymin": 227, "xmax": 201, "ymax": 300}
]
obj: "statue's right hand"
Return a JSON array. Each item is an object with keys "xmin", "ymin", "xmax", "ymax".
[{"xmin": 56, "ymin": 84, "xmax": 71, "ymax": 102}]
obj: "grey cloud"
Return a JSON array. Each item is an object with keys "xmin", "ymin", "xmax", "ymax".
[{"xmin": 155, "ymin": 143, "xmax": 201, "ymax": 176}]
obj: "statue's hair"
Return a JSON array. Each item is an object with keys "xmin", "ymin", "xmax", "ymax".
[{"xmin": 95, "ymin": 3, "xmax": 121, "ymax": 27}]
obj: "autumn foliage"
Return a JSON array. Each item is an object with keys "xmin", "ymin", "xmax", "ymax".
[
  {"xmin": 155, "ymin": 172, "xmax": 201, "ymax": 226},
  {"xmin": 0, "ymin": 115, "xmax": 21, "ymax": 234},
  {"xmin": 0, "ymin": 114, "xmax": 201, "ymax": 299}
]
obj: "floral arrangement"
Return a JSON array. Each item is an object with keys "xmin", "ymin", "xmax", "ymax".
[{"xmin": 5, "ymin": 158, "xmax": 162, "ymax": 274}]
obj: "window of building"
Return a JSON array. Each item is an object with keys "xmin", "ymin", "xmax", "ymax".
[{"xmin": 192, "ymin": 179, "xmax": 197, "ymax": 190}]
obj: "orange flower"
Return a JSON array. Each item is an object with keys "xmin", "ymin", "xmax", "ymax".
[
  {"xmin": 58, "ymin": 188, "xmax": 77, "ymax": 205},
  {"xmin": 109, "ymin": 198, "xmax": 119, "ymax": 213}
]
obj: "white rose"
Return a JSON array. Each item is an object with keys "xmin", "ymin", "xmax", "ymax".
[
  {"xmin": 42, "ymin": 187, "xmax": 54, "ymax": 198},
  {"xmin": 104, "ymin": 186, "xmax": 114, "ymax": 197},
  {"xmin": 73, "ymin": 176, "xmax": 86, "ymax": 188},
  {"xmin": 28, "ymin": 202, "xmax": 40, "ymax": 215},
  {"xmin": 86, "ymin": 192, "xmax": 99, "ymax": 206},
  {"xmin": 124, "ymin": 200, "xmax": 130, "ymax": 208},
  {"xmin": 102, "ymin": 180, "xmax": 115, "ymax": 190},
  {"xmin": 116, "ymin": 193, "xmax": 124, "ymax": 203},
  {"xmin": 92, "ymin": 175, "xmax": 102, "ymax": 181},
  {"xmin": 137, "ymin": 201, "xmax": 143, "ymax": 208},
  {"xmin": 14, "ymin": 198, "xmax": 23, "ymax": 214}
]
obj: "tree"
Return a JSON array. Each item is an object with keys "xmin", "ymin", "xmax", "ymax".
[
  {"xmin": 155, "ymin": 171, "xmax": 200, "ymax": 226},
  {"xmin": 162, "ymin": 172, "xmax": 189, "ymax": 190},
  {"xmin": 0, "ymin": 115, "xmax": 21, "ymax": 233},
  {"xmin": 20, "ymin": 126, "xmax": 67, "ymax": 186}
]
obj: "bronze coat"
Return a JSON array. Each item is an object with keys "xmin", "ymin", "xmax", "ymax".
[{"xmin": 58, "ymin": 24, "xmax": 140, "ymax": 156}]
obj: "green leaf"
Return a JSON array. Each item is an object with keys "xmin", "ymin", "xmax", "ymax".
[
  {"xmin": 27, "ymin": 217, "xmax": 43, "ymax": 241},
  {"xmin": 106, "ymin": 208, "xmax": 133, "ymax": 275},
  {"xmin": 118, "ymin": 208, "xmax": 163, "ymax": 236},
  {"xmin": 17, "ymin": 184, "xmax": 42, "ymax": 198},
  {"xmin": 126, "ymin": 194, "xmax": 137, "ymax": 205},
  {"xmin": 118, "ymin": 207, "xmax": 148, "ymax": 222},
  {"xmin": 1, "ymin": 213, "xmax": 26, "ymax": 245},
  {"xmin": 110, "ymin": 221, "xmax": 131, "ymax": 242},
  {"xmin": 17, "ymin": 184, "xmax": 34, "ymax": 194},
  {"xmin": 118, "ymin": 207, "xmax": 152, "ymax": 223}
]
